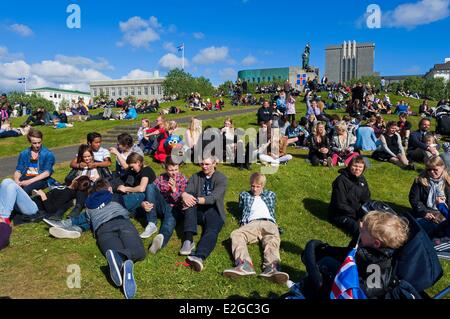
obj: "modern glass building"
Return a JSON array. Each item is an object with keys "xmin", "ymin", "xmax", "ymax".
[{"xmin": 237, "ymin": 67, "xmax": 290, "ymax": 84}]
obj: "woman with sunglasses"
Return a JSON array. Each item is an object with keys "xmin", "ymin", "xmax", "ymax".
[{"xmin": 409, "ymin": 156, "xmax": 450, "ymax": 240}]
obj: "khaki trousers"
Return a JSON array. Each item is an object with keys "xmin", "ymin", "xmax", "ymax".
[{"xmin": 230, "ymin": 220, "xmax": 281, "ymax": 268}]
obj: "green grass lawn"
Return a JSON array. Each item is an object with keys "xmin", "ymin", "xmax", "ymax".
[{"xmin": 0, "ymin": 94, "xmax": 448, "ymax": 299}]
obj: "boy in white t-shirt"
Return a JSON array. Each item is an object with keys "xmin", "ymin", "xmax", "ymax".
[
  {"xmin": 70, "ymin": 132, "xmax": 112, "ymax": 170},
  {"xmin": 223, "ymin": 173, "xmax": 289, "ymax": 284}
]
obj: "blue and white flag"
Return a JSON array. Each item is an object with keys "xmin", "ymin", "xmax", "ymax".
[{"xmin": 330, "ymin": 247, "xmax": 367, "ymax": 299}]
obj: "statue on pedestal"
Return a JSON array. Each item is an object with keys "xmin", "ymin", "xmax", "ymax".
[{"xmin": 302, "ymin": 44, "xmax": 311, "ymax": 70}]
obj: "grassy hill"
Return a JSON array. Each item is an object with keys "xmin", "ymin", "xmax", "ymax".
[{"xmin": 0, "ymin": 93, "xmax": 448, "ymax": 299}]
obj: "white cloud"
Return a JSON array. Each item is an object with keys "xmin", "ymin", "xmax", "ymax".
[
  {"xmin": 383, "ymin": 0, "xmax": 450, "ymax": 28},
  {"xmin": 121, "ymin": 69, "xmax": 157, "ymax": 80},
  {"xmin": 0, "ymin": 46, "xmax": 24, "ymax": 62},
  {"xmin": 54, "ymin": 55, "xmax": 114, "ymax": 70},
  {"xmin": 241, "ymin": 55, "xmax": 258, "ymax": 66},
  {"xmin": 119, "ymin": 17, "xmax": 152, "ymax": 32},
  {"xmin": 163, "ymin": 42, "xmax": 177, "ymax": 53},
  {"xmin": 159, "ymin": 53, "xmax": 188, "ymax": 70},
  {"xmin": 193, "ymin": 46, "xmax": 230, "ymax": 65},
  {"xmin": 193, "ymin": 32, "xmax": 205, "ymax": 39},
  {"xmin": 148, "ymin": 16, "xmax": 162, "ymax": 29},
  {"xmin": 219, "ymin": 67, "xmax": 236, "ymax": 80},
  {"xmin": 8, "ymin": 23, "xmax": 33, "ymax": 37},
  {"xmin": 118, "ymin": 16, "xmax": 162, "ymax": 48},
  {"xmin": 0, "ymin": 58, "xmax": 110, "ymax": 92}
]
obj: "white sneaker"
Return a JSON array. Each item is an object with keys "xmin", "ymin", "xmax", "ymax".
[
  {"xmin": 149, "ymin": 234, "xmax": 164, "ymax": 254},
  {"xmin": 140, "ymin": 222, "xmax": 157, "ymax": 239},
  {"xmin": 49, "ymin": 226, "xmax": 82, "ymax": 239},
  {"xmin": 179, "ymin": 240, "xmax": 195, "ymax": 256}
]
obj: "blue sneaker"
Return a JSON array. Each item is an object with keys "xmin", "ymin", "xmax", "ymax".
[
  {"xmin": 106, "ymin": 250, "xmax": 123, "ymax": 287},
  {"xmin": 123, "ymin": 260, "xmax": 137, "ymax": 299}
]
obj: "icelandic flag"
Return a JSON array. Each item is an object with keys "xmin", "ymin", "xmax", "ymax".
[
  {"xmin": 330, "ymin": 248, "xmax": 367, "ymax": 299},
  {"xmin": 177, "ymin": 43, "xmax": 184, "ymax": 52},
  {"xmin": 18, "ymin": 77, "xmax": 26, "ymax": 83}
]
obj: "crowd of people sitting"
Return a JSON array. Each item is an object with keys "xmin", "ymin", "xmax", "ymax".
[
  {"xmin": 186, "ymin": 92, "xmax": 225, "ymax": 111},
  {"xmin": 0, "ymin": 81, "xmax": 449, "ymax": 300}
]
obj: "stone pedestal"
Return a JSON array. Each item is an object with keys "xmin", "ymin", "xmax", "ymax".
[{"xmin": 289, "ymin": 67, "xmax": 319, "ymax": 92}]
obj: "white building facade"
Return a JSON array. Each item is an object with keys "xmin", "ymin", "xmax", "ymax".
[
  {"xmin": 26, "ymin": 87, "xmax": 91, "ymax": 110},
  {"xmin": 89, "ymin": 76, "xmax": 165, "ymax": 101},
  {"xmin": 425, "ymin": 58, "xmax": 450, "ymax": 82}
]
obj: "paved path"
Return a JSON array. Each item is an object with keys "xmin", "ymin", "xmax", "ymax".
[{"xmin": 0, "ymin": 107, "xmax": 259, "ymax": 178}]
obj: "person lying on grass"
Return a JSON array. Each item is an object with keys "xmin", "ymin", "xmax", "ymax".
[
  {"xmin": 50, "ymin": 178, "xmax": 146, "ymax": 299},
  {"xmin": 0, "ymin": 176, "xmax": 89, "ymax": 250},
  {"xmin": 43, "ymin": 153, "xmax": 155, "ymax": 238},
  {"xmin": 223, "ymin": 173, "xmax": 289, "ymax": 285}
]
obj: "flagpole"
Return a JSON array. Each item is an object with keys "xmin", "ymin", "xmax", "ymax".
[{"xmin": 182, "ymin": 44, "xmax": 185, "ymax": 70}]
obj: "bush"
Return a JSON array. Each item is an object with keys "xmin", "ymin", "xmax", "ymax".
[
  {"xmin": 423, "ymin": 77, "xmax": 447, "ymax": 100},
  {"xmin": 162, "ymin": 69, "xmax": 215, "ymax": 100},
  {"xmin": 8, "ymin": 91, "xmax": 55, "ymax": 112}
]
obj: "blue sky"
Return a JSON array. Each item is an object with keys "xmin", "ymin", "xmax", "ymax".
[{"xmin": 0, "ymin": 0, "xmax": 449, "ymax": 91}]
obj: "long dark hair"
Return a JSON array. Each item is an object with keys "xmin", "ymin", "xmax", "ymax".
[{"xmin": 77, "ymin": 144, "xmax": 93, "ymax": 163}]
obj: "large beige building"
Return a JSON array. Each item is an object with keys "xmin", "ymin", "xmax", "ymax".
[
  {"xmin": 89, "ymin": 74, "xmax": 165, "ymax": 101},
  {"xmin": 325, "ymin": 41, "xmax": 376, "ymax": 83}
]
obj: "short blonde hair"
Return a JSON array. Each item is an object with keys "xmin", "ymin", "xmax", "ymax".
[
  {"xmin": 361, "ymin": 211, "xmax": 409, "ymax": 249},
  {"xmin": 250, "ymin": 173, "xmax": 266, "ymax": 186}
]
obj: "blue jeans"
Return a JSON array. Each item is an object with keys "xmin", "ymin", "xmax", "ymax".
[
  {"xmin": 19, "ymin": 175, "xmax": 49, "ymax": 196},
  {"xmin": 70, "ymin": 212, "xmax": 91, "ymax": 231},
  {"xmin": 145, "ymin": 184, "xmax": 178, "ymax": 247},
  {"xmin": 0, "ymin": 179, "xmax": 38, "ymax": 219},
  {"xmin": 122, "ymin": 192, "xmax": 146, "ymax": 214}
]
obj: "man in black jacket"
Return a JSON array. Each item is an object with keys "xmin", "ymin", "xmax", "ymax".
[
  {"xmin": 257, "ymin": 100, "xmax": 273, "ymax": 125},
  {"xmin": 328, "ymin": 156, "xmax": 371, "ymax": 237}
]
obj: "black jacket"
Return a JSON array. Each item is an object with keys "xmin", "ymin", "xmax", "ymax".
[
  {"xmin": 257, "ymin": 107, "xmax": 272, "ymax": 124},
  {"xmin": 408, "ymin": 179, "xmax": 450, "ymax": 218},
  {"xmin": 329, "ymin": 169, "xmax": 371, "ymax": 219}
]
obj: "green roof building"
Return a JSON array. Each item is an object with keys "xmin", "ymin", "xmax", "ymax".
[{"xmin": 238, "ymin": 66, "xmax": 318, "ymax": 90}]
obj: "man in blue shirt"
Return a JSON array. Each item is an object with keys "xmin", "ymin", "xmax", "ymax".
[{"xmin": 14, "ymin": 129, "xmax": 55, "ymax": 195}]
